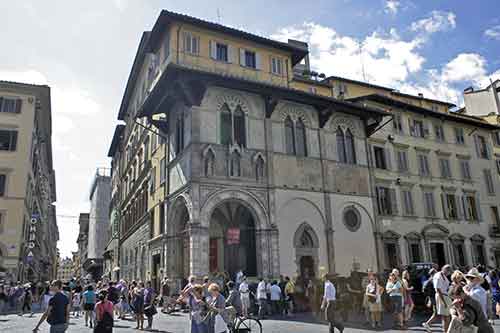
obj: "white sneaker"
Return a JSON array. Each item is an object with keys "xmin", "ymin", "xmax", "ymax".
[{"xmin": 422, "ymin": 322, "xmax": 432, "ymax": 332}]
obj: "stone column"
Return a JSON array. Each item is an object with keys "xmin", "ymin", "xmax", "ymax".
[
  {"xmin": 189, "ymin": 224, "xmax": 209, "ymax": 277},
  {"xmin": 255, "ymin": 229, "xmax": 270, "ymax": 277},
  {"xmin": 325, "ymin": 227, "xmax": 335, "ymax": 273},
  {"xmin": 269, "ymin": 227, "xmax": 280, "ymax": 276}
]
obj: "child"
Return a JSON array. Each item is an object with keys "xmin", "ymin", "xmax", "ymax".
[{"xmin": 72, "ymin": 291, "xmax": 82, "ymax": 317}]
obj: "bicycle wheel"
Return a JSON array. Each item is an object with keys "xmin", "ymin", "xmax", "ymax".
[{"xmin": 235, "ymin": 317, "xmax": 262, "ymax": 333}]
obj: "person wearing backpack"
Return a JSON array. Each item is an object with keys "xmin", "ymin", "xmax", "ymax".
[
  {"xmin": 94, "ymin": 291, "xmax": 114, "ymax": 333},
  {"xmin": 422, "ymin": 268, "xmax": 437, "ymax": 332},
  {"xmin": 33, "ymin": 280, "xmax": 70, "ymax": 333}
]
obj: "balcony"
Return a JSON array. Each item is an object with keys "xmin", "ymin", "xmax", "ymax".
[{"xmin": 489, "ymin": 225, "xmax": 500, "ymax": 238}]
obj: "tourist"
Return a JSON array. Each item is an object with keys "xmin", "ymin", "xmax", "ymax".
[
  {"xmin": 20, "ymin": 285, "xmax": 34, "ymax": 316},
  {"xmin": 33, "ymin": 280, "xmax": 70, "ymax": 333},
  {"xmin": 94, "ymin": 291, "xmax": 114, "ymax": 333},
  {"xmin": 448, "ymin": 284, "xmax": 494, "ymax": 333},
  {"xmin": 434, "ymin": 264, "xmax": 453, "ymax": 333},
  {"xmin": 270, "ymin": 280, "xmax": 282, "ymax": 316},
  {"xmin": 464, "ymin": 268, "xmax": 488, "ymax": 317},
  {"xmin": 160, "ymin": 277, "xmax": 172, "ymax": 313},
  {"xmin": 238, "ymin": 277, "xmax": 250, "ymax": 317},
  {"xmin": 422, "ymin": 268, "xmax": 438, "ymax": 332},
  {"xmin": 206, "ymin": 283, "xmax": 227, "ymax": 333},
  {"xmin": 386, "ymin": 271, "xmax": 405, "ymax": 329},
  {"xmin": 132, "ymin": 281, "xmax": 145, "ymax": 330},
  {"xmin": 226, "ymin": 281, "xmax": 242, "ymax": 315},
  {"xmin": 257, "ymin": 277, "xmax": 268, "ymax": 319},
  {"xmin": 365, "ymin": 275, "xmax": 383, "ymax": 329},
  {"xmin": 185, "ymin": 284, "xmax": 208, "ymax": 333},
  {"xmin": 83, "ymin": 285, "xmax": 97, "ymax": 328},
  {"xmin": 71, "ymin": 288, "xmax": 81, "ymax": 317},
  {"xmin": 284, "ymin": 276, "xmax": 295, "ymax": 315},
  {"xmin": 321, "ymin": 273, "xmax": 344, "ymax": 333},
  {"xmin": 144, "ymin": 280, "xmax": 157, "ymax": 330},
  {"xmin": 0, "ymin": 285, "xmax": 6, "ymax": 314},
  {"xmin": 402, "ymin": 270, "xmax": 414, "ymax": 323},
  {"xmin": 490, "ymin": 270, "xmax": 500, "ymax": 320}
]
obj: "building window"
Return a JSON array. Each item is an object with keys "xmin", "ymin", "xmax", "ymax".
[
  {"xmin": 373, "ymin": 146, "xmax": 388, "ymax": 170},
  {"xmin": 159, "ymin": 203, "xmax": 165, "ymax": 234},
  {"xmin": 216, "ymin": 42, "xmax": 228, "ymax": 62},
  {"xmin": 423, "ymin": 191, "xmax": 436, "ymax": 217},
  {"xmin": 484, "ymin": 169, "xmax": 495, "ymax": 195},
  {"xmin": 295, "ymin": 118, "xmax": 307, "ymax": 157},
  {"xmin": 285, "ymin": 116, "xmax": 295, "ymax": 155},
  {"xmin": 149, "ymin": 166, "xmax": 156, "ymax": 194},
  {"xmin": 464, "ymin": 194, "xmax": 479, "ymax": 221},
  {"xmin": 0, "ymin": 98, "xmax": 21, "ymax": 113},
  {"xmin": 343, "ymin": 207, "xmax": 361, "ymax": 232},
  {"xmin": 159, "ymin": 158, "xmax": 166, "ymax": 184},
  {"xmin": 285, "ymin": 117, "xmax": 307, "ymax": 157},
  {"xmin": 0, "ymin": 174, "xmax": 5, "ymax": 196},
  {"xmin": 234, "ymin": 107, "xmax": 246, "ymax": 147},
  {"xmin": 337, "ymin": 127, "xmax": 356, "ymax": 164},
  {"xmin": 459, "ymin": 160, "xmax": 472, "ymax": 180},
  {"xmin": 452, "ymin": 241, "xmax": 467, "ymax": 267},
  {"xmin": 443, "ymin": 193, "xmax": 458, "ymax": 219},
  {"xmin": 472, "ymin": 239, "xmax": 486, "ymax": 266},
  {"xmin": 175, "ymin": 111, "xmax": 185, "ymax": 155},
  {"xmin": 491, "ymin": 206, "xmax": 500, "ymax": 226},
  {"xmin": 204, "ymin": 149, "xmax": 215, "ymax": 177},
  {"xmin": 435, "ymin": 124, "xmax": 445, "ymax": 142},
  {"xmin": 401, "ymin": 189, "xmax": 414, "ymax": 216},
  {"xmin": 183, "ymin": 32, "xmax": 199, "ymax": 55},
  {"xmin": 439, "ymin": 158, "xmax": 452, "ymax": 179},
  {"xmin": 408, "ymin": 241, "xmax": 421, "ymax": 263},
  {"xmin": 396, "ymin": 150, "xmax": 409, "ymax": 172},
  {"xmin": 255, "ymin": 156, "xmax": 265, "ymax": 181},
  {"xmin": 244, "ymin": 50, "xmax": 256, "ymax": 68},
  {"xmin": 230, "ymin": 151, "xmax": 241, "ymax": 177},
  {"xmin": 409, "ymin": 119, "xmax": 426, "ymax": 138},
  {"xmin": 143, "ymin": 136, "xmax": 149, "ymax": 163},
  {"xmin": 417, "ymin": 154, "xmax": 431, "ymax": 176},
  {"xmin": 475, "ymin": 135, "xmax": 490, "ymax": 159},
  {"xmin": 271, "ymin": 57, "xmax": 283, "ymax": 75},
  {"xmin": 220, "ymin": 104, "xmax": 232, "ymax": 145},
  {"xmin": 455, "ymin": 128, "xmax": 465, "ymax": 145},
  {"xmin": 220, "ymin": 104, "xmax": 246, "ymax": 148},
  {"xmin": 376, "ymin": 186, "xmax": 398, "ymax": 216},
  {"xmin": 0, "ymin": 130, "xmax": 18, "ymax": 151},
  {"xmin": 393, "ymin": 114, "xmax": 403, "ymax": 134},
  {"xmin": 493, "ymin": 132, "xmax": 500, "ymax": 146}
]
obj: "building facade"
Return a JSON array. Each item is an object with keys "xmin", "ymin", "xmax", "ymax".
[
  {"xmin": 0, "ymin": 81, "xmax": 58, "ymax": 282},
  {"xmin": 56, "ymin": 257, "xmax": 73, "ymax": 282},
  {"xmin": 107, "ymin": 10, "xmax": 500, "ymax": 289},
  {"xmin": 82, "ymin": 169, "xmax": 111, "ymax": 280}
]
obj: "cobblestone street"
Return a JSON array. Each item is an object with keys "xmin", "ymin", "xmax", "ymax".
[{"xmin": 3, "ymin": 311, "xmax": 500, "ymax": 333}]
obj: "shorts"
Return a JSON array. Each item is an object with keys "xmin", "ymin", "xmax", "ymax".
[
  {"xmin": 83, "ymin": 303, "xmax": 95, "ymax": 311},
  {"xmin": 390, "ymin": 295, "xmax": 403, "ymax": 313},
  {"xmin": 435, "ymin": 294, "xmax": 452, "ymax": 316},
  {"xmin": 49, "ymin": 323, "xmax": 68, "ymax": 333},
  {"xmin": 241, "ymin": 295, "xmax": 250, "ymax": 309}
]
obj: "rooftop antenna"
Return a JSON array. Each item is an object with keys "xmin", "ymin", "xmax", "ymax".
[
  {"xmin": 358, "ymin": 40, "xmax": 367, "ymax": 82},
  {"xmin": 216, "ymin": 8, "xmax": 222, "ymax": 23}
]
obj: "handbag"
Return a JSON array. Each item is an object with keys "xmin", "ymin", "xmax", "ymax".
[
  {"xmin": 144, "ymin": 304, "xmax": 157, "ymax": 317},
  {"xmin": 214, "ymin": 313, "xmax": 227, "ymax": 333},
  {"xmin": 367, "ymin": 295, "xmax": 376, "ymax": 304}
]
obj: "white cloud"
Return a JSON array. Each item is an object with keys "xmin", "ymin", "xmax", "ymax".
[
  {"xmin": 410, "ymin": 10, "xmax": 456, "ymax": 34},
  {"xmin": 384, "ymin": 0, "xmax": 400, "ymax": 15},
  {"xmin": 441, "ymin": 53, "xmax": 487, "ymax": 83},
  {"xmin": 485, "ymin": 25, "xmax": 500, "ymax": 40},
  {"xmin": 0, "ymin": 69, "xmax": 48, "ymax": 85}
]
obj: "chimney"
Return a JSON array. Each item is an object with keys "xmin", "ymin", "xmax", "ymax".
[{"xmin": 418, "ymin": 93, "xmax": 423, "ymax": 98}]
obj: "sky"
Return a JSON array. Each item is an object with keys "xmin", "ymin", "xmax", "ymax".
[{"xmin": 1, "ymin": 0, "xmax": 499, "ymax": 258}]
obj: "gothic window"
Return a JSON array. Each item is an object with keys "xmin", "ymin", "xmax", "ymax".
[
  {"xmin": 345, "ymin": 129, "xmax": 356, "ymax": 164},
  {"xmin": 175, "ymin": 110, "xmax": 185, "ymax": 155},
  {"xmin": 255, "ymin": 155, "xmax": 265, "ymax": 181},
  {"xmin": 285, "ymin": 116, "xmax": 295, "ymax": 155},
  {"xmin": 204, "ymin": 149, "xmax": 215, "ymax": 177},
  {"xmin": 220, "ymin": 104, "xmax": 232, "ymax": 145},
  {"xmin": 337, "ymin": 127, "xmax": 346, "ymax": 163},
  {"xmin": 234, "ymin": 106, "xmax": 246, "ymax": 147},
  {"xmin": 300, "ymin": 229, "xmax": 315, "ymax": 248},
  {"xmin": 230, "ymin": 150, "xmax": 241, "ymax": 177},
  {"xmin": 296, "ymin": 118, "xmax": 307, "ymax": 157}
]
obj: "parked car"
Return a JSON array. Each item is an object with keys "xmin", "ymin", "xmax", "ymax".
[{"xmin": 406, "ymin": 262, "xmax": 436, "ymax": 310}]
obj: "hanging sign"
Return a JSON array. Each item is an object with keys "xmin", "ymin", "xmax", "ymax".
[{"xmin": 227, "ymin": 228, "xmax": 240, "ymax": 245}]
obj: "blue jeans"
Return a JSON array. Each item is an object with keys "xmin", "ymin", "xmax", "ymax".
[{"xmin": 50, "ymin": 323, "xmax": 68, "ymax": 333}]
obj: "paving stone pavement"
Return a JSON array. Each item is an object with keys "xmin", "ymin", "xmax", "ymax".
[{"xmin": 2, "ymin": 311, "xmax": 500, "ymax": 333}]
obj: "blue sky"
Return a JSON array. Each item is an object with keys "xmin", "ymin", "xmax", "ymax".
[{"xmin": 0, "ymin": 0, "xmax": 498, "ymax": 258}]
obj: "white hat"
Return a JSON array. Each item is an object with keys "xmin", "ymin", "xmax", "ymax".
[{"xmin": 465, "ymin": 268, "xmax": 484, "ymax": 282}]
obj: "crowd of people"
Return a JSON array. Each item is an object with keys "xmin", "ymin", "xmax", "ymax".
[{"xmin": 1, "ymin": 264, "xmax": 500, "ymax": 332}]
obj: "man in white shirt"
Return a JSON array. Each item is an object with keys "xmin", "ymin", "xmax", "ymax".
[
  {"xmin": 433, "ymin": 264, "xmax": 452, "ymax": 333},
  {"xmin": 257, "ymin": 278, "xmax": 268, "ymax": 319},
  {"xmin": 321, "ymin": 274, "xmax": 344, "ymax": 333},
  {"xmin": 465, "ymin": 268, "xmax": 488, "ymax": 317},
  {"xmin": 238, "ymin": 277, "xmax": 250, "ymax": 317},
  {"xmin": 270, "ymin": 281, "xmax": 282, "ymax": 316}
]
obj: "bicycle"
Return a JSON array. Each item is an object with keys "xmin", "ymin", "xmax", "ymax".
[{"xmin": 228, "ymin": 314, "xmax": 262, "ymax": 333}]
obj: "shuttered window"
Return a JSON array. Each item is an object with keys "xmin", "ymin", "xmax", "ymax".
[
  {"xmin": 0, "ymin": 98, "xmax": 22, "ymax": 113},
  {"xmin": 0, "ymin": 130, "xmax": 18, "ymax": 151}
]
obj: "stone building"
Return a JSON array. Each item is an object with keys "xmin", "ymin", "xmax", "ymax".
[
  {"xmin": 0, "ymin": 81, "xmax": 58, "ymax": 282},
  {"xmin": 56, "ymin": 257, "xmax": 73, "ymax": 282},
  {"xmin": 82, "ymin": 169, "xmax": 111, "ymax": 280},
  {"xmin": 108, "ymin": 10, "xmax": 389, "ymax": 288},
  {"xmin": 76, "ymin": 212, "xmax": 89, "ymax": 277}
]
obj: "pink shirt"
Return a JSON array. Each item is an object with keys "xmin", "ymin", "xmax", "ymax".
[{"xmin": 95, "ymin": 300, "xmax": 114, "ymax": 321}]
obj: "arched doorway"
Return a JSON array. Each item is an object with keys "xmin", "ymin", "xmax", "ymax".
[
  {"xmin": 209, "ymin": 201, "xmax": 257, "ymax": 279},
  {"xmin": 294, "ymin": 223, "xmax": 319, "ymax": 279}
]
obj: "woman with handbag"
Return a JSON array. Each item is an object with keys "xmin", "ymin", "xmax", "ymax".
[
  {"xmin": 94, "ymin": 291, "xmax": 114, "ymax": 333},
  {"xmin": 132, "ymin": 281, "xmax": 145, "ymax": 330},
  {"xmin": 183, "ymin": 284, "xmax": 208, "ymax": 333},
  {"xmin": 206, "ymin": 283, "xmax": 227, "ymax": 333},
  {"xmin": 402, "ymin": 270, "xmax": 415, "ymax": 324},
  {"xmin": 365, "ymin": 276, "xmax": 383, "ymax": 329},
  {"xmin": 143, "ymin": 281, "xmax": 157, "ymax": 330}
]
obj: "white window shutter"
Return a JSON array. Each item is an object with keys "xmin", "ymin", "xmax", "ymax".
[
  {"xmin": 227, "ymin": 44, "xmax": 233, "ymax": 63},
  {"xmin": 239, "ymin": 48, "xmax": 245, "ymax": 66},
  {"xmin": 255, "ymin": 52, "xmax": 262, "ymax": 70},
  {"xmin": 476, "ymin": 196, "xmax": 482, "ymax": 221},
  {"xmin": 209, "ymin": 40, "xmax": 217, "ymax": 59}
]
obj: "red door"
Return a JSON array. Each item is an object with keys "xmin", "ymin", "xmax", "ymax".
[{"xmin": 209, "ymin": 238, "xmax": 218, "ymax": 272}]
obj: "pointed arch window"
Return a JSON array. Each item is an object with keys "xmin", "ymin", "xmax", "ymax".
[
  {"xmin": 234, "ymin": 106, "xmax": 246, "ymax": 147},
  {"xmin": 300, "ymin": 229, "xmax": 315, "ymax": 248},
  {"xmin": 204, "ymin": 149, "xmax": 215, "ymax": 177},
  {"xmin": 285, "ymin": 116, "xmax": 295, "ymax": 155},
  {"xmin": 220, "ymin": 104, "xmax": 232, "ymax": 145},
  {"xmin": 296, "ymin": 118, "xmax": 307, "ymax": 157},
  {"xmin": 219, "ymin": 103, "xmax": 247, "ymax": 147},
  {"xmin": 255, "ymin": 155, "xmax": 265, "ymax": 181},
  {"xmin": 345, "ymin": 129, "xmax": 356, "ymax": 164},
  {"xmin": 230, "ymin": 150, "xmax": 241, "ymax": 177},
  {"xmin": 337, "ymin": 127, "xmax": 346, "ymax": 163}
]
